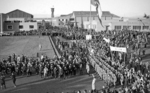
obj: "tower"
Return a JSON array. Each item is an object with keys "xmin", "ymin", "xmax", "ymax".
[{"xmin": 51, "ymin": 6, "xmax": 54, "ymax": 18}]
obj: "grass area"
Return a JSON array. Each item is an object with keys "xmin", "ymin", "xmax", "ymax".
[{"xmin": 0, "ymin": 36, "xmax": 55, "ymax": 60}]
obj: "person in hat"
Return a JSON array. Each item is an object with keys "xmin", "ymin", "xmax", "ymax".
[
  {"xmin": 86, "ymin": 62, "xmax": 90, "ymax": 76},
  {"xmin": 91, "ymin": 74, "xmax": 96, "ymax": 93}
]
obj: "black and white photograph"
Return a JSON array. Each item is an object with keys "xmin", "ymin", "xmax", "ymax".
[{"xmin": 0, "ymin": 0, "xmax": 150, "ymax": 93}]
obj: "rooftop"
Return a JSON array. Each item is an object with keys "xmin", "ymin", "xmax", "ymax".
[
  {"xmin": 72, "ymin": 11, "xmax": 119, "ymax": 18},
  {"xmin": 6, "ymin": 9, "xmax": 33, "ymax": 16}
]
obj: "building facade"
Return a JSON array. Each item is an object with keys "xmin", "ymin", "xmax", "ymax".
[
  {"xmin": 0, "ymin": 9, "xmax": 38, "ymax": 33},
  {"xmin": 50, "ymin": 11, "xmax": 150, "ymax": 32},
  {"xmin": 51, "ymin": 11, "xmax": 119, "ymax": 28},
  {"xmin": 83, "ymin": 18, "xmax": 150, "ymax": 32}
]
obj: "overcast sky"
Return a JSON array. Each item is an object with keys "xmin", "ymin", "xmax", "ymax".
[{"xmin": 0, "ymin": 0, "xmax": 150, "ymax": 18}]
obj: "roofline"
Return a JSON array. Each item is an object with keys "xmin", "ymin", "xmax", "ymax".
[
  {"xmin": 73, "ymin": 11, "xmax": 110, "ymax": 13},
  {"xmin": 6, "ymin": 9, "xmax": 33, "ymax": 16}
]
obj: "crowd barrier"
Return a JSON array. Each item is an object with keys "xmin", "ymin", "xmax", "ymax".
[{"xmin": 48, "ymin": 36, "xmax": 61, "ymax": 58}]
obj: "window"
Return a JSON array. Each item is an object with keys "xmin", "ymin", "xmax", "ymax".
[
  {"xmin": 87, "ymin": 17, "xmax": 89, "ymax": 21},
  {"xmin": 62, "ymin": 19, "xmax": 64, "ymax": 21},
  {"xmin": 115, "ymin": 26, "xmax": 121, "ymax": 30},
  {"xmin": 29, "ymin": 25, "xmax": 34, "ymax": 29},
  {"xmin": 93, "ymin": 17, "xmax": 95, "ymax": 20},
  {"xmin": 7, "ymin": 25, "xmax": 13, "ymax": 30},
  {"xmin": 19, "ymin": 25, "xmax": 23, "ymax": 29},
  {"xmin": 123, "ymin": 26, "xmax": 131, "ymax": 30},
  {"xmin": 143, "ymin": 26, "xmax": 149, "ymax": 30},
  {"xmin": 86, "ymin": 25, "xmax": 89, "ymax": 29},
  {"xmin": 92, "ymin": 25, "xmax": 96, "ymax": 29},
  {"xmin": 70, "ymin": 18, "xmax": 74, "ymax": 21},
  {"xmin": 133, "ymin": 26, "xmax": 141, "ymax": 30}
]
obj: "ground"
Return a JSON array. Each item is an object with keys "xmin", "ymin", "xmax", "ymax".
[
  {"xmin": 0, "ymin": 36, "xmax": 55, "ymax": 59},
  {"xmin": 1, "ymin": 74, "xmax": 105, "ymax": 93}
]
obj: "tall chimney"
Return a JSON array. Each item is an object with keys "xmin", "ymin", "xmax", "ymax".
[{"xmin": 51, "ymin": 6, "xmax": 54, "ymax": 18}]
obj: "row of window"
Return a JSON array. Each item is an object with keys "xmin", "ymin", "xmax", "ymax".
[
  {"xmin": 5, "ymin": 20, "xmax": 37, "ymax": 23},
  {"xmin": 115, "ymin": 26, "xmax": 149, "ymax": 30},
  {"xmin": 62, "ymin": 17, "xmax": 97, "ymax": 22},
  {"xmin": 86, "ymin": 24, "xmax": 97, "ymax": 29},
  {"xmin": 59, "ymin": 19, "xmax": 68, "ymax": 22},
  {"xmin": 7, "ymin": 25, "xmax": 34, "ymax": 30}
]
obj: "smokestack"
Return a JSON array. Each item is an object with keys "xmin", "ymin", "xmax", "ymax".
[{"xmin": 51, "ymin": 6, "xmax": 54, "ymax": 18}]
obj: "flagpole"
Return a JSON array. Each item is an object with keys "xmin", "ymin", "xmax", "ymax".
[
  {"xmin": 90, "ymin": 0, "xmax": 92, "ymax": 33},
  {"xmin": 1, "ymin": 14, "xmax": 2, "ymax": 34}
]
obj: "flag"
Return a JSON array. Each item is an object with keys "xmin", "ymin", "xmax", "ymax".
[
  {"xmin": 103, "ymin": 37, "xmax": 110, "ymax": 43},
  {"xmin": 91, "ymin": 0, "xmax": 103, "ymax": 27},
  {"xmin": 110, "ymin": 46, "xmax": 127, "ymax": 53}
]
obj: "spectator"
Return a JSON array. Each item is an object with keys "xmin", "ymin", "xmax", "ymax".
[
  {"xmin": 91, "ymin": 74, "xmax": 96, "ymax": 93},
  {"xmin": 11, "ymin": 71, "xmax": 17, "ymax": 87},
  {"xmin": 0, "ymin": 73, "xmax": 6, "ymax": 89}
]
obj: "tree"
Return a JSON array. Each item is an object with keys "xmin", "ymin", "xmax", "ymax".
[{"xmin": 144, "ymin": 14, "xmax": 149, "ymax": 19}]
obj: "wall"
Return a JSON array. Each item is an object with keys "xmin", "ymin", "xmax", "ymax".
[
  {"xmin": 76, "ymin": 16, "xmax": 114, "ymax": 28},
  {"xmin": 3, "ymin": 22, "xmax": 19, "ymax": 32},
  {"xmin": 19, "ymin": 22, "xmax": 38, "ymax": 31},
  {"xmin": 51, "ymin": 18, "xmax": 59, "ymax": 27},
  {"xmin": 83, "ymin": 18, "xmax": 150, "ymax": 32},
  {"xmin": 3, "ymin": 22, "xmax": 38, "ymax": 32},
  {"xmin": 0, "ymin": 14, "xmax": 8, "ymax": 33}
]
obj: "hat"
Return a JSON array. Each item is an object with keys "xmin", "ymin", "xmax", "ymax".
[{"xmin": 102, "ymin": 86, "xmax": 105, "ymax": 88}]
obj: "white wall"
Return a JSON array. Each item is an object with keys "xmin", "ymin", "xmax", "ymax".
[
  {"xmin": 83, "ymin": 18, "xmax": 150, "ymax": 32},
  {"xmin": 19, "ymin": 22, "xmax": 38, "ymax": 31}
]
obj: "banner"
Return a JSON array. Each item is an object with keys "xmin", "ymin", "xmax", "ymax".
[
  {"xmin": 86, "ymin": 35, "xmax": 92, "ymax": 40},
  {"xmin": 103, "ymin": 38, "xmax": 110, "ymax": 43},
  {"xmin": 110, "ymin": 46, "xmax": 127, "ymax": 53}
]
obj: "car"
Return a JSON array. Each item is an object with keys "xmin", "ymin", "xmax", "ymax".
[{"xmin": 0, "ymin": 32, "xmax": 11, "ymax": 36}]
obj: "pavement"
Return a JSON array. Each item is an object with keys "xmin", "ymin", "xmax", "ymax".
[{"xmin": 0, "ymin": 74, "xmax": 105, "ymax": 93}]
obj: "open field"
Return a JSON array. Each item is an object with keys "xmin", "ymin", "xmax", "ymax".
[{"xmin": 0, "ymin": 36, "xmax": 55, "ymax": 60}]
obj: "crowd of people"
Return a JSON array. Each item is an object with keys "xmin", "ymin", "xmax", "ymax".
[
  {"xmin": 85, "ymin": 30, "xmax": 150, "ymax": 93},
  {"xmin": 51, "ymin": 27, "xmax": 150, "ymax": 93},
  {"xmin": 0, "ymin": 28, "xmax": 90, "ymax": 90},
  {"xmin": 1, "ymin": 26, "xmax": 150, "ymax": 93}
]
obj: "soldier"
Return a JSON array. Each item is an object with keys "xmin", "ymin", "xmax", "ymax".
[
  {"xmin": 39, "ymin": 63, "xmax": 44, "ymax": 78},
  {"xmin": 72, "ymin": 63, "xmax": 77, "ymax": 76},
  {"xmin": 68, "ymin": 63, "xmax": 72, "ymax": 76},
  {"xmin": 63, "ymin": 64, "xmax": 68, "ymax": 79},
  {"xmin": 86, "ymin": 62, "xmax": 90, "ymax": 76},
  {"xmin": 53, "ymin": 66, "xmax": 57, "ymax": 79}
]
